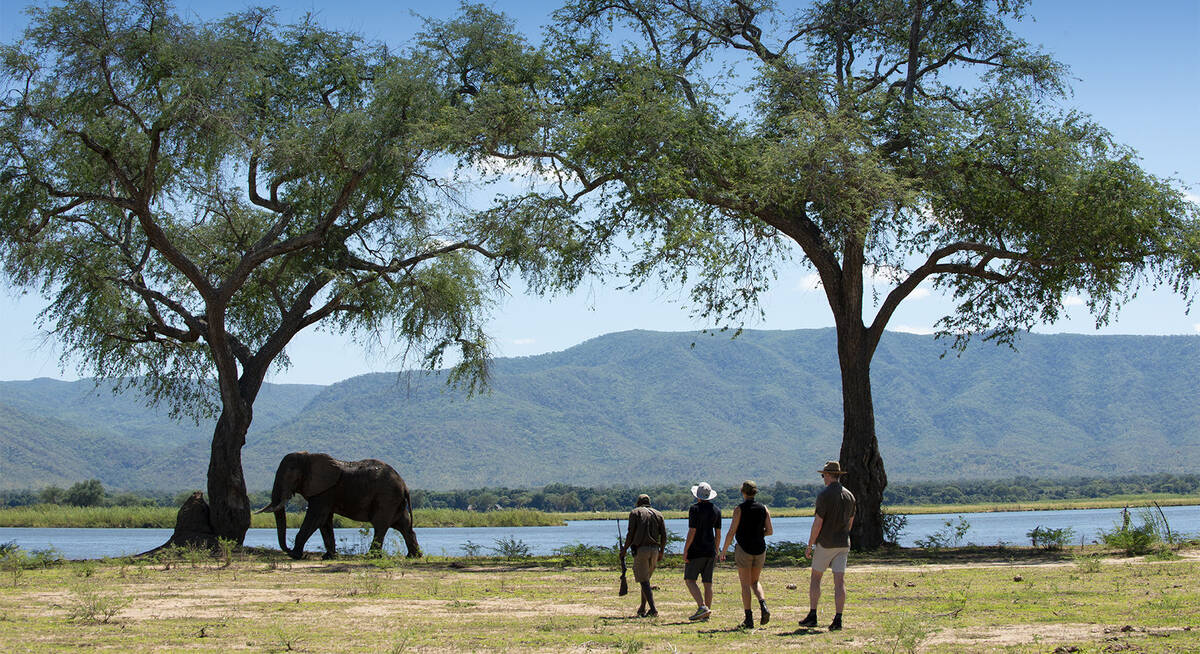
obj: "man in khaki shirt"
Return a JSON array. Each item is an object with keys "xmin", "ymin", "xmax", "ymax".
[{"xmin": 620, "ymin": 494, "xmax": 667, "ymax": 617}]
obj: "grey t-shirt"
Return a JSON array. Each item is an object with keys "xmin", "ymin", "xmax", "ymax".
[{"xmin": 814, "ymin": 482, "xmax": 856, "ymax": 548}]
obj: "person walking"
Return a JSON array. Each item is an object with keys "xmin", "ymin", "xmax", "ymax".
[
  {"xmin": 718, "ymin": 480, "xmax": 773, "ymax": 629},
  {"xmin": 799, "ymin": 461, "xmax": 857, "ymax": 631},
  {"xmin": 620, "ymin": 493, "xmax": 667, "ymax": 617},
  {"xmin": 682, "ymin": 481, "xmax": 722, "ymax": 621}
]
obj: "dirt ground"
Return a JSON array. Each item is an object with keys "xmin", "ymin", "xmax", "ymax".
[{"xmin": 2, "ymin": 551, "xmax": 1199, "ymax": 652}]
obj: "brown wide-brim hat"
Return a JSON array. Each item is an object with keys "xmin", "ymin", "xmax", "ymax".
[{"xmin": 818, "ymin": 461, "xmax": 848, "ymax": 476}]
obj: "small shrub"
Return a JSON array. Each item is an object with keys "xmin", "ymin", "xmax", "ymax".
[
  {"xmin": 66, "ymin": 583, "xmax": 131, "ymax": 624},
  {"xmin": 765, "ymin": 540, "xmax": 809, "ymax": 566},
  {"xmin": 461, "ymin": 540, "xmax": 484, "ymax": 557},
  {"xmin": 216, "ymin": 537, "xmax": 237, "ymax": 568},
  {"xmin": 1027, "ymin": 525, "xmax": 1076, "ymax": 551},
  {"xmin": 914, "ymin": 516, "xmax": 970, "ymax": 550},
  {"xmin": 74, "ymin": 560, "xmax": 98, "ymax": 578},
  {"xmin": 882, "ymin": 510, "xmax": 909, "ymax": 545},
  {"xmin": 554, "ymin": 543, "xmax": 615, "ymax": 566},
  {"xmin": 2, "ymin": 547, "xmax": 30, "ymax": 586},
  {"xmin": 1100, "ymin": 511, "xmax": 1159, "ymax": 556},
  {"xmin": 1073, "ymin": 554, "xmax": 1102, "ymax": 573},
  {"xmin": 491, "ymin": 537, "xmax": 531, "ymax": 560},
  {"xmin": 1145, "ymin": 548, "xmax": 1182, "ymax": 561},
  {"xmin": 881, "ymin": 612, "xmax": 932, "ymax": 654}
]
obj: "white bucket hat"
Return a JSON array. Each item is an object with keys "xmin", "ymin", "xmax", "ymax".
[{"xmin": 690, "ymin": 481, "xmax": 717, "ymax": 501}]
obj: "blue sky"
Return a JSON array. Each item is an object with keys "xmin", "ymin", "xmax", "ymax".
[{"xmin": 1, "ymin": 0, "xmax": 1197, "ymax": 384}]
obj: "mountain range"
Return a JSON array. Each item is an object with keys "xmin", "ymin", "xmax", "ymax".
[{"xmin": 1, "ymin": 329, "xmax": 1197, "ymax": 491}]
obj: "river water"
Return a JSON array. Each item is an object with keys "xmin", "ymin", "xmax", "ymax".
[{"xmin": 2, "ymin": 505, "xmax": 1196, "ymax": 560}]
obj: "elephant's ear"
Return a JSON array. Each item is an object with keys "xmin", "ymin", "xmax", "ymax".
[{"xmin": 302, "ymin": 453, "xmax": 341, "ymax": 497}]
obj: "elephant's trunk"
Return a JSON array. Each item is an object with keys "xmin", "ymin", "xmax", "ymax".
[
  {"xmin": 274, "ymin": 506, "xmax": 288, "ymax": 553},
  {"xmin": 268, "ymin": 478, "xmax": 292, "ymax": 553}
]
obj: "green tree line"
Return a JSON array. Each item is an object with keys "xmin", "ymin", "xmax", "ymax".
[{"xmin": 5, "ymin": 473, "xmax": 1196, "ymax": 513}]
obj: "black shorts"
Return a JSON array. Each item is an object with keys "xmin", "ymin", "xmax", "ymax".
[{"xmin": 683, "ymin": 556, "xmax": 715, "ymax": 583}]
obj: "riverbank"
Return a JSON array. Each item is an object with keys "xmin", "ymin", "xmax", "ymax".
[
  {"xmin": 2, "ymin": 494, "xmax": 1195, "ymax": 529},
  {"xmin": 1, "ymin": 545, "xmax": 1197, "ymax": 652},
  {"xmin": 560, "ymin": 493, "xmax": 1200, "ymax": 521},
  {"xmin": 0, "ymin": 506, "xmax": 564, "ymax": 529}
]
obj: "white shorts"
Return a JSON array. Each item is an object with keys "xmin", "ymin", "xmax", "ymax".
[{"xmin": 812, "ymin": 545, "xmax": 849, "ymax": 573}]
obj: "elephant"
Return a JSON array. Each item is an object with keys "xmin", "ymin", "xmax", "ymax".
[{"xmin": 257, "ymin": 451, "xmax": 421, "ymax": 559}]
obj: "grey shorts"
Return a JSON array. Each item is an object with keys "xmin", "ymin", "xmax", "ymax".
[
  {"xmin": 812, "ymin": 545, "xmax": 850, "ymax": 573},
  {"xmin": 683, "ymin": 556, "xmax": 715, "ymax": 583}
]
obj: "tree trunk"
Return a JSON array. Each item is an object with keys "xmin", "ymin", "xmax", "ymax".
[
  {"xmin": 207, "ymin": 408, "xmax": 252, "ymax": 544},
  {"xmin": 835, "ymin": 325, "xmax": 888, "ymax": 550}
]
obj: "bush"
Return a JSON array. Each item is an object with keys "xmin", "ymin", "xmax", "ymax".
[
  {"xmin": 491, "ymin": 537, "xmax": 531, "ymax": 560},
  {"xmin": 1099, "ymin": 509, "xmax": 1160, "ymax": 555},
  {"xmin": 1026, "ymin": 525, "xmax": 1075, "ymax": 551},
  {"xmin": 765, "ymin": 540, "xmax": 809, "ymax": 566},
  {"xmin": 554, "ymin": 543, "xmax": 617, "ymax": 566},
  {"xmin": 914, "ymin": 516, "xmax": 970, "ymax": 550},
  {"xmin": 882, "ymin": 510, "xmax": 909, "ymax": 544}
]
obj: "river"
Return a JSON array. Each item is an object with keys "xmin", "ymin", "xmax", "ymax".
[{"xmin": 2, "ymin": 505, "xmax": 1196, "ymax": 560}]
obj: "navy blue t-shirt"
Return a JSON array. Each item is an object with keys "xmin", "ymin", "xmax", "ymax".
[{"xmin": 687, "ymin": 501, "xmax": 722, "ymax": 559}]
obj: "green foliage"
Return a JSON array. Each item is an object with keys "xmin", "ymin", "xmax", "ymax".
[
  {"xmin": 1073, "ymin": 553, "xmax": 1103, "ymax": 574},
  {"xmin": 914, "ymin": 516, "xmax": 971, "ymax": 551},
  {"xmin": 63, "ymin": 479, "xmax": 106, "ymax": 507},
  {"xmin": 764, "ymin": 540, "xmax": 809, "ymax": 567},
  {"xmin": 881, "ymin": 510, "xmax": 910, "ymax": 545},
  {"xmin": 427, "ymin": 0, "xmax": 1200, "ymax": 548},
  {"xmin": 1099, "ymin": 509, "xmax": 1161, "ymax": 556},
  {"xmin": 1026, "ymin": 525, "xmax": 1075, "ymax": 551},
  {"xmin": 491, "ymin": 537, "xmax": 532, "ymax": 560},
  {"xmin": 66, "ymin": 582, "xmax": 131, "ymax": 623},
  {"xmin": 0, "ymin": 0, "xmax": 581, "ymax": 538},
  {"xmin": 553, "ymin": 543, "xmax": 617, "ymax": 566}
]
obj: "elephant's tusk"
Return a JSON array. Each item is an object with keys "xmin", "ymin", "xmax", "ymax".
[{"xmin": 256, "ymin": 503, "xmax": 281, "ymax": 514}]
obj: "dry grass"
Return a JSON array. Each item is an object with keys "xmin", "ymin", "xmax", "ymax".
[{"xmin": 1, "ymin": 547, "xmax": 1198, "ymax": 652}]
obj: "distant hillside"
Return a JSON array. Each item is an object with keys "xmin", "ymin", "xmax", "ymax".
[
  {"xmin": 0, "ymin": 379, "xmax": 323, "ymax": 489},
  {"xmin": 2, "ymin": 330, "xmax": 1197, "ymax": 490}
]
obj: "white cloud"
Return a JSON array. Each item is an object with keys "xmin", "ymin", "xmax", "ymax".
[
  {"xmin": 1063, "ymin": 295, "xmax": 1086, "ymax": 307},
  {"xmin": 1194, "ymin": 323, "xmax": 1200, "ymax": 334},
  {"xmin": 892, "ymin": 324, "xmax": 935, "ymax": 335},
  {"xmin": 796, "ymin": 273, "xmax": 824, "ymax": 292},
  {"xmin": 512, "ymin": 338, "xmax": 536, "ymax": 346},
  {"xmin": 909, "ymin": 287, "xmax": 931, "ymax": 300}
]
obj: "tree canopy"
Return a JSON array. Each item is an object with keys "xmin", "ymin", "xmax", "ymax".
[
  {"xmin": 426, "ymin": 0, "xmax": 1200, "ymax": 547},
  {"xmin": 0, "ymin": 0, "xmax": 571, "ymax": 541}
]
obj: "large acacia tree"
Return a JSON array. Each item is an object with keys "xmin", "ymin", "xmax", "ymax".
[
  {"xmin": 428, "ymin": 0, "xmax": 1200, "ymax": 547},
  {"xmin": 0, "ymin": 0, "xmax": 569, "ymax": 542}
]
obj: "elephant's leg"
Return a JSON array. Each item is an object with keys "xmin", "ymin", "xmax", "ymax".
[
  {"xmin": 394, "ymin": 509, "xmax": 422, "ymax": 558},
  {"xmin": 369, "ymin": 517, "xmax": 389, "ymax": 554},
  {"xmin": 319, "ymin": 514, "xmax": 337, "ymax": 560},
  {"xmin": 290, "ymin": 511, "xmax": 322, "ymax": 559}
]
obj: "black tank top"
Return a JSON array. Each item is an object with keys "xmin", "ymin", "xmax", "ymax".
[{"xmin": 735, "ymin": 499, "xmax": 767, "ymax": 555}]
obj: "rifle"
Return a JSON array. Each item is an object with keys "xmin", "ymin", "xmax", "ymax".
[{"xmin": 616, "ymin": 518, "xmax": 628, "ymax": 596}]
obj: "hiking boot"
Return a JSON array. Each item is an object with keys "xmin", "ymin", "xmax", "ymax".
[
  {"xmin": 645, "ymin": 609, "xmax": 658, "ymax": 618},
  {"xmin": 760, "ymin": 606, "xmax": 771, "ymax": 625},
  {"xmin": 798, "ymin": 612, "xmax": 818, "ymax": 628},
  {"xmin": 828, "ymin": 617, "xmax": 843, "ymax": 631},
  {"xmin": 740, "ymin": 616, "xmax": 754, "ymax": 629},
  {"xmin": 636, "ymin": 608, "xmax": 646, "ymax": 618},
  {"xmin": 688, "ymin": 606, "xmax": 712, "ymax": 621}
]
